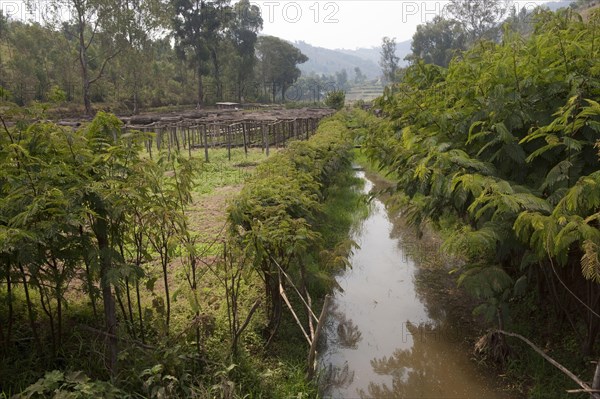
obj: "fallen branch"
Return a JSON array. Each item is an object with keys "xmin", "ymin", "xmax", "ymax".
[
  {"xmin": 495, "ymin": 330, "xmax": 600, "ymax": 398},
  {"xmin": 237, "ymin": 299, "xmax": 261, "ymax": 338},
  {"xmin": 271, "ymin": 256, "xmax": 319, "ymax": 322},
  {"xmin": 307, "ymin": 295, "xmax": 331, "ymax": 381},
  {"xmin": 280, "ymin": 281, "xmax": 311, "ymax": 345}
]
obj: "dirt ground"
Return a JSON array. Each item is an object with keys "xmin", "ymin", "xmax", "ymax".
[{"xmin": 187, "ymin": 185, "xmax": 243, "ymax": 241}]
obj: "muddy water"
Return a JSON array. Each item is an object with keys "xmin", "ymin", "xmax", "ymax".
[{"xmin": 319, "ymin": 172, "xmax": 511, "ymax": 399}]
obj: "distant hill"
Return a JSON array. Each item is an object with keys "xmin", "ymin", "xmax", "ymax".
[
  {"xmin": 571, "ymin": 0, "xmax": 600, "ymax": 18},
  {"xmin": 544, "ymin": 1, "xmax": 575, "ymax": 10},
  {"xmin": 335, "ymin": 40, "xmax": 412, "ymax": 67},
  {"xmin": 293, "ymin": 40, "xmax": 411, "ymax": 80},
  {"xmin": 293, "ymin": 41, "xmax": 380, "ymax": 79}
]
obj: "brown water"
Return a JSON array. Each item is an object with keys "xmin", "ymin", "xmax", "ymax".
[{"xmin": 319, "ymin": 172, "xmax": 512, "ymax": 399}]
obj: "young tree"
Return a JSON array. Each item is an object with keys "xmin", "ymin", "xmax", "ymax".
[
  {"xmin": 354, "ymin": 67, "xmax": 366, "ymax": 84},
  {"xmin": 379, "ymin": 36, "xmax": 399, "ymax": 84},
  {"xmin": 335, "ymin": 69, "xmax": 348, "ymax": 91},
  {"xmin": 503, "ymin": 6, "xmax": 535, "ymax": 37}
]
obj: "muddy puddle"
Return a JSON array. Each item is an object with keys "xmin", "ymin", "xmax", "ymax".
[{"xmin": 318, "ymin": 171, "xmax": 512, "ymax": 399}]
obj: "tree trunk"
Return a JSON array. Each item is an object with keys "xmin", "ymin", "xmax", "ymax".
[
  {"xmin": 592, "ymin": 359, "xmax": 600, "ymax": 395},
  {"xmin": 18, "ymin": 263, "xmax": 41, "ymax": 353},
  {"xmin": 160, "ymin": 239, "xmax": 171, "ymax": 334},
  {"xmin": 81, "ymin": 226, "xmax": 98, "ymax": 321},
  {"xmin": 197, "ymin": 64, "xmax": 204, "ymax": 107},
  {"xmin": 133, "ymin": 86, "xmax": 139, "ymax": 115},
  {"xmin": 264, "ymin": 269, "xmax": 282, "ymax": 346},
  {"xmin": 125, "ymin": 277, "xmax": 136, "ymax": 338},
  {"xmin": 5, "ymin": 259, "xmax": 13, "ymax": 348},
  {"xmin": 94, "ymin": 217, "xmax": 118, "ymax": 377},
  {"xmin": 211, "ymin": 47, "xmax": 222, "ymax": 101},
  {"xmin": 135, "ymin": 278, "xmax": 145, "ymax": 344},
  {"xmin": 39, "ymin": 287, "xmax": 56, "ymax": 358},
  {"xmin": 76, "ymin": 7, "xmax": 92, "ymax": 116},
  {"xmin": 582, "ymin": 282, "xmax": 600, "ymax": 356}
]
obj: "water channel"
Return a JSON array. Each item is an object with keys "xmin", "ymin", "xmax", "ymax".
[{"xmin": 319, "ymin": 171, "xmax": 512, "ymax": 399}]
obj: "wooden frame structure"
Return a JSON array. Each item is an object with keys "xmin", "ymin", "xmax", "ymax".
[{"xmin": 122, "ymin": 108, "xmax": 335, "ymax": 161}]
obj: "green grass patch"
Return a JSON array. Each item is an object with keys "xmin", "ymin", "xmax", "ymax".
[{"xmin": 192, "ymin": 148, "xmax": 274, "ymax": 195}]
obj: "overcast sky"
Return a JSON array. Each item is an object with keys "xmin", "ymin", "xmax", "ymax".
[
  {"xmin": 1, "ymin": 0, "xmax": 571, "ymax": 50},
  {"xmin": 256, "ymin": 0, "xmax": 569, "ymax": 49}
]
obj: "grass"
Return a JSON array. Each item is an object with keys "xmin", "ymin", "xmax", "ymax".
[{"xmin": 192, "ymin": 148, "xmax": 272, "ymax": 196}]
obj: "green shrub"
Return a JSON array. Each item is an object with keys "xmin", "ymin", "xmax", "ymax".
[{"xmin": 324, "ymin": 90, "xmax": 345, "ymax": 110}]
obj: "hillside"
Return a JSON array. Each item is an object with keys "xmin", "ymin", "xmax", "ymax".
[
  {"xmin": 293, "ymin": 40, "xmax": 411, "ymax": 80},
  {"xmin": 573, "ymin": 0, "xmax": 600, "ymax": 17},
  {"xmin": 293, "ymin": 41, "xmax": 380, "ymax": 79},
  {"xmin": 335, "ymin": 40, "xmax": 412, "ymax": 67}
]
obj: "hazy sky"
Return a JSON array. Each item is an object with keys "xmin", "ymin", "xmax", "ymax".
[
  {"xmin": 256, "ymin": 0, "xmax": 567, "ymax": 49},
  {"xmin": 1, "ymin": 0, "xmax": 570, "ymax": 50}
]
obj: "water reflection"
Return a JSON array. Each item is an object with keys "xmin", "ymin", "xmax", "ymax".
[
  {"xmin": 321, "ymin": 362, "xmax": 355, "ymax": 393},
  {"xmin": 328, "ymin": 303, "xmax": 363, "ymax": 349},
  {"xmin": 359, "ymin": 322, "xmax": 493, "ymax": 398},
  {"xmin": 319, "ymin": 172, "xmax": 510, "ymax": 399}
]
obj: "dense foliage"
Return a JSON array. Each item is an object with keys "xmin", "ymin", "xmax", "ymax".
[
  {"xmin": 0, "ymin": 1, "xmax": 308, "ymax": 113},
  {"xmin": 228, "ymin": 115, "xmax": 353, "ymax": 345},
  {"xmin": 324, "ymin": 90, "xmax": 346, "ymax": 110},
  {"xmin": 0, "ymin": 103, "xmax": 359, "ymax": 396},
  {"xmin": 363, "ymin": 7, "xmax": 600, "ymax": 379},
  {"xmin": 0, "ymin": 106, "xmax": 200, "ymax": 386}
]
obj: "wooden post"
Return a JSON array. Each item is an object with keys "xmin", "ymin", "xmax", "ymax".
[
  {"xmin": 203, "ymin": 125, "xmax": 209, "ymax": 162},
  {"xmin": 592, "ymin": 360, "xmax": 600, "ymax": 395},
  {"xmin": 174, "ymin": 126, "xmax": 181, "ymax": 152},
  {"xmin": 156, "ymin": 128, "xmax": 162, "ymax": 151},
  {"xmin": 227, "ymin": 125, "xmax": 232, "ymax": 161},
  {"xmin": 212, "ymin": 124, "xmax": 217, "ymax": 149},
  {"xmin": 305, "ymin": 118, "xmax": 310, "ymax": 140},
  {"xmin": 187, "ymin": 127, "xmax": 192, "ymax": 158},
  {"xmin": 146, "ymin": 128, "xmax": 153, "ymax": 159},
  {"xmin": 306, "ymin": 295, "xmax": 331, "ymax": 380},
  {"xmin": 166, "ymin": 127, "xmax": 172, "ymax": 158},
  {"xmin": 242, "ymin": 122, "xmax": 248, "ymax": 157},
  {"xmin": 266, "ymin": 124, "xmax": 270, "ymax": 156}
]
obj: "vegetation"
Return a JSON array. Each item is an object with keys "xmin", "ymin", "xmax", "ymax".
[
  {"xmin": 0, "ymin": 1, "xmax": 307, "ymax": 113},
  {"xmin": 0, "ymin": 98, "xmax": 364, "ymax": 396},
  {"xmin": 407, "ymin": 16, "xmax": 466, "ymax": 68},
  {"xmin": 361, "ymin": 8, "xmax": 600, "ymax": 397},
  {"xmin": 256, "ymin": 36, "xmax": 309, "ymax": 103},
  {"xmin": 379, "ymin": 37, "xmax": 400, "ymax": 84},
  {"xmin": 324, "ymin": 90, "xmax": 345, "ymax": 111}
]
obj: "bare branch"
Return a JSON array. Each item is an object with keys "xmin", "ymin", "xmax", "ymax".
[
  {"xmin": 89, "ymin": 49, "xmax": 122, "ymax": 85},
  {"xmin": 496, "ymin": 329, "xmax": 600, "ymax": 399},
  {"xmin": 237, "ymin": 299, "xmax": 261, "ymax": 337}
]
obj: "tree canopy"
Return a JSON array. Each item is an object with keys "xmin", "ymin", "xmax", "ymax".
[
  {"xmin": 256, "ymin": 35, "xmax": 308, "ymax": 102},
  {"xmin": 379, "ymin": 36, "xmax": 399, "ymax": 84},
  {"xmin": 408, "ymin": 16, "xmax": 467, "ymax": 68}
]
